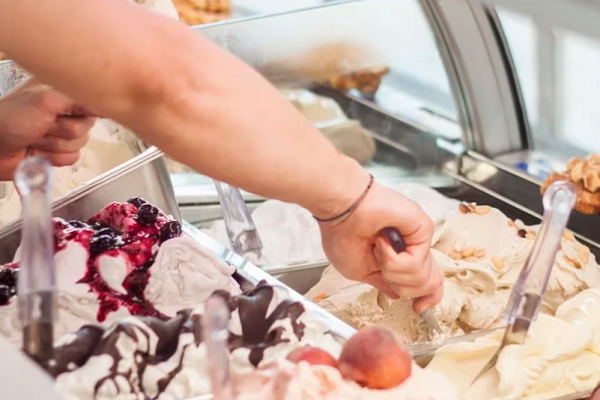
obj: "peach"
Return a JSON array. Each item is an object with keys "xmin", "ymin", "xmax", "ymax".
[
  {"xmin": 338, "ymin": 327, "xmax": 412, "ymax": 389},
  {"xmin": 286, "ymin": 346, "xmax": 338, "ymax": 368}
]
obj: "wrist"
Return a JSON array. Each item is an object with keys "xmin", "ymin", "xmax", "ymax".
[{"xmin": 307, "ymin": 155, "xmax": 370, "ymax": 221}]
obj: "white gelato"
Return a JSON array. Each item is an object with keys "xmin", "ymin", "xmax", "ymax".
[{"xmin": 145, "ymin": 235, "xmax": 241, "ymax": 316}]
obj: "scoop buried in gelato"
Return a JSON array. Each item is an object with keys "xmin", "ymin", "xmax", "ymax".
[
  {"xmin": 0, "ymin": 198, "xmax": 241, "ymax": 345},
  {"xmin": 427, "ymin": 288, "xmax": 600, "ymax": 400},
  {"xmin": 305, "ymin": 203, "xmax": 600, "ymax": 344},
  {"xmin": 50, "ymin": 282, "xmax": 343, "ymax": 400}
]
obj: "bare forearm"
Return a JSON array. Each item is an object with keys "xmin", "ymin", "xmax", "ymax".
[{"xmin": 0, "ymin": 0, "xmax": 368, "ymax": 217}]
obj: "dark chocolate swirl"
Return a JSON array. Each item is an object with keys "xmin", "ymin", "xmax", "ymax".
[{"xmin": 49, "ymin": 282, "xmax": 316, "ymax": 400}]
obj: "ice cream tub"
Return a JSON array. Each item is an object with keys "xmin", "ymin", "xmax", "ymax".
[{"xmin": 0, "ymin": 146, "xmax": 179, "ymax": 264}]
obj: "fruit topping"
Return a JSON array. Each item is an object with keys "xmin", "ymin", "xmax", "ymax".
[
  {"xmin": 0, "ymin": 284, "xmax": 11, "ymax": 305},
  {"xmin": 136, "ymin": 204, "xmax": 159, "ymax": 226},
  {"xmin": 338, "ymin": 326, "xmax": 412, "ymax": 390},
  {"xmin": 127, "ymin": 197, "xmax": 148, "ymax": 209},
  {"xmin": 160, "ymin": 220, "xmax": 182, "ymax": 243},
  {"xmin": 286, "ymin": 345, "xmax": 338, "ymax": 368}
]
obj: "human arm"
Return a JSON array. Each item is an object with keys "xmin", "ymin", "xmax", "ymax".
[
  {"xmin": 0, "ymin": 0, "xmax": 365, "ymax": 218},
  {"xmin": 0, "ymin": 0, "xmax": 442, "ymax": 309}
]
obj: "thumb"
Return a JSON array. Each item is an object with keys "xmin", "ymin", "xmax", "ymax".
[{"xmin": 363, "ymin": 273, "xmax": 399, "ymax": 300}]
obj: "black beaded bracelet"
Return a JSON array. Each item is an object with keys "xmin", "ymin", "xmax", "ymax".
[{"xmin": 313, "ymin": 174, "xmax": 374, "ymax": 223}]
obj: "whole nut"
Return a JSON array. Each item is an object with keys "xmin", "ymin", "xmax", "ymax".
[
  {"xmin": 462, "ymin": 247, "xmax": 475, "ymax": 258},
  {"xmin": 465, "ymin": 256, "xmax": 478, "ymax": 262},
  {"xmin": 449, "ymin": 251, "xmax": 462, "ymax": 260},
  {"xmin": 564, "ymin": 255, "xmax": 582, "ymax": 270},
  {"xmin": 491, "ymin": 257, "xmax": 504, "ymax": 269},
  {"xmin": 474, "ymin": 249, "xmax": 486, "ymax": 258},
  {"xmin": 563, "ymin": 230, "xmax": 575, "ymax": 242},
  {"xmin": 575, "ymin": 243, "xmax": 591, "ymax": 254},
  {"xmin": 526, "ymin": 233, "xmax": 536, "ymax": 240},
  {"xmin": 459, "ymin": 204, "xmax": 470, "ymax": 214},
  {"xmin": 475, "ymin": 206, "xmax": 491, "ymax": 215},
  {"xmin": 580, "ymin": 251, "xmax": 590, "ymax": 266}
]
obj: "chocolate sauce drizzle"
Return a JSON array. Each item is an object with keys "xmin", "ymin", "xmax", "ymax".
[{"xmin": 49, "ymin": 282, "xmax": 311, "ymax": 399}]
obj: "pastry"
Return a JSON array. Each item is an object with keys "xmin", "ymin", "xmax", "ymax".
[
  {"xmin": 172, "ymin": 0, "xmax": 231, "ymax": 25},
  {"xmin": 326, "ymin": 66, "xmax": 391, "ymax": 98},
  {"xmin": 541, "ymin": 154, "xmax": 600, "ymax": 215}
]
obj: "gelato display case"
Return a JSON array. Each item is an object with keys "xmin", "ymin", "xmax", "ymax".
[
  {"xmin": 2, "ymin": 0, "xmax": 600, "ymax": 399},
  {"xmin": 176, "ymin": 0, "xmax": 600, "ymax": 256}
]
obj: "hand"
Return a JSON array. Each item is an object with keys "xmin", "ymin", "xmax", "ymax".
[
  {"xmin": 319, "ymin": 182, "xmax": 444, "ymax": 313},
  {"xmin": 0, "ymin": 78, "xmax": 96, "ymax": 180}
]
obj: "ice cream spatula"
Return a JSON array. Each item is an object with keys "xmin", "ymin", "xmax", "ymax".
[
  {"xmin": 14, "ymin": 157, "xmax": 57, "ymax": 365},
  {"xmin": 378, "ymin": 227, "xmax": 443, "ymax": 340},
  {"xmin": 213, "ymin": 180, "xmax": 263, "ymax": 262},
  {"xmin": 203, "ymin": 294, "xmax": 234, "ymax": 400},
  {"xmin": 470, "ymin": 180, "xmax": 576, "ymax": 387}
]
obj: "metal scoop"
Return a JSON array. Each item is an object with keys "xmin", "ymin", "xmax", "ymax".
[
  {"xmin": 213, "ymin": 180, "xmax": 263, "ymax": 261},
  {"xmin": 14, "ymin": 157, "xmax": 57, "ymax": 365},
  {"xmin": 203, "ymin": 294, "xmax": 234, "ymax": 400},
  {"xmin": 378, "ymin": 227, "xmax": 443, "ymax": 340},
  {"xmin": 470, "ymin": 180, "xmax": 576, "ymax": 386}
]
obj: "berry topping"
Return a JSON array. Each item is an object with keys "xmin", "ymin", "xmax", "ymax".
[
  {"xmin": 160, "ymin": 221, "xmax": 182, "ymax": 243},
  {"xmin": 69, "ymin": 220, "xmax": 89, "ymax": 229},
  {"xmin": 136, "ymin": 204, "xmax": 159, "ymax": 226},
  {"xmin": 123, "ymin": 272, "xmax": 147, "ymax": 300},
  {"xmin": 90, "ymin": 235, "xmax": 118, "ymax": 256},
  {"xmin": 0, "ymin": 267, "xmax": 17, "ymax": 288},
  {"xmin": 127, "ymin": 197, "xmax": 148, "ymax": 209},
  {"xmin": 0, "ymin": 285, "xmax": 10, "ymax": 305},
  {"xmin": 94, "ymin": 226, "xmax": 119, "ymax": 239}
]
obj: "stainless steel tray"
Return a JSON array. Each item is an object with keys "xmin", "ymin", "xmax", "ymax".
[{"xmin": 0, "ymin": 146, "xmax": 179, "ymax": 264}]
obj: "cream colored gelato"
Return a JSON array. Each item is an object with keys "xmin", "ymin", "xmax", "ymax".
[
  {"xmin": 427, "ymin": 288, "xmax": 600, "ymax": 400},
  {"xmin": 235, "ymin": 359, "xmax": 461, "ymax": 400},
  {"xmin": 305, "ymin": 203, "xmax": 600, "ymax": 344}
]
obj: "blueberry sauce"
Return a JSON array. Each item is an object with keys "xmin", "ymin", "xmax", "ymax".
[
  {"xmin": 0, "ymin": 263, "xmax": 19, "ymax": 305},
  {"xmin": 2, "ymin": 198, "xmax": 183, "ymax": 322}
]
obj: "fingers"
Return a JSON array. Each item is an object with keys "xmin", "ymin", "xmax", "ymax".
[
  {"xmin": 412, "ymin": 269, "xmax": 444, "ymax": 314},
  {"xmin": 374, "ymin": 237, "xmax": 433, "ymax": 286},
  {"xmin": 28, "ymin": 149, "xmax": 81, "ymax": 167},
  {"xmin": 387, "ymin": 259, "xmax": 443, "ymax": 299},
  {"xmin": 31, "ymin": 116, "xmax": 95, "ymax": 154},
  {"xmin": 50, "ymin": 116, "xmax": 97, "ymax": 139}
]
